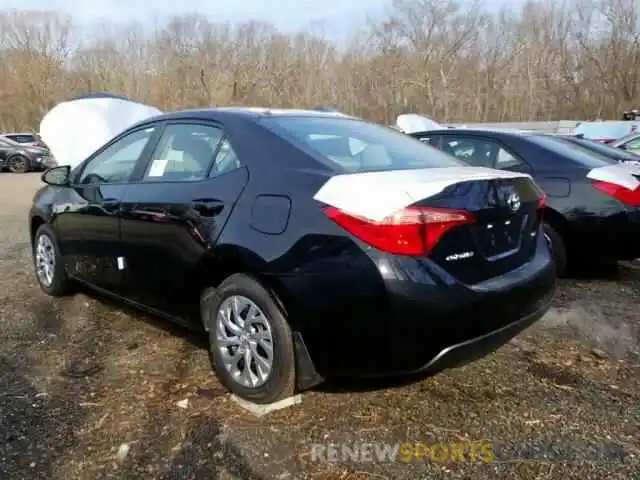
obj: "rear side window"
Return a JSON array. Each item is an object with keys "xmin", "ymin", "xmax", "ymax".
[
  {"xmin": 260, "ymin": 116, "xmax": 466, "ymax": 173},
  {"xmin": 528, "ymin": 135, "xmax": 613, "ymax": 168}
]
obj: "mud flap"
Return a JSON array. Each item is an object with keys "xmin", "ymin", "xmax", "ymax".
[{"xmin": 292, "ymin": 331, "xmax": 324, "ymax": 391}]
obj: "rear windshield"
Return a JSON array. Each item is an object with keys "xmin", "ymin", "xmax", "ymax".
[
  {"xmin": 564, "ymin": 137, "xmax": 639, "ymax": 161},
  {"xmin": 528, "ymin": 135, "xmax": 615, "ymax": 168},
  {"xmin": 260, "ymin": 116, "xmax": 466, "ymax": 172}
]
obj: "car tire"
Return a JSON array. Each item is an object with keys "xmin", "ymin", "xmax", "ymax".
[
  {"xmin": 8, "ymin": 155, "xmax": 29, "ymax": 173},
  {"xmin": 32, "ymin": 224, "xmax": 73, "ymax": 296},
  {"xmin": 202, "ymin": 273, "xmax": 296, "ymax": 404},
  {"xmin": 543, "ymin": 222, "xmax": 567, "ymax": 277}
]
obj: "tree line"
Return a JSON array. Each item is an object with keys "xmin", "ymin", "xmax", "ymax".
[{"xmin": 0, "ymin": 0, "xmax": 638, "ymax": 131}]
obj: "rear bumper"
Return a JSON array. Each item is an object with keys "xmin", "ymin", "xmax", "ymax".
[
  {"xmin": 373, "ymin": 245, "xmax": 555, "ymax": 375},
  {"xmin": 290, "ymin": 234, "xmax": 555, "ymax": 379},
  {"xmin": 412, "ymin": 294, "xmax": 550, "ymax": 374}
]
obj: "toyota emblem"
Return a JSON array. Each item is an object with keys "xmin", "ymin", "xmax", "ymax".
[{"xmin": 506, "ymin": 193, "xmax": 521, "ymax": 212}]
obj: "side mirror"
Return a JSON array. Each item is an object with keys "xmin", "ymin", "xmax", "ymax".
[{"xmin": 42, "ymin": 165, "xmax": 70, "ymax": 186}]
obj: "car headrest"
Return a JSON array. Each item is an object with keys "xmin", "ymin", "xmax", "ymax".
[
  {"xmin": 359, "ymin": 144, "xmax": 391, "ymax": 167},
  {"xmin": 172, "ymin": 136, "xmax": 214, "ymax": 165},
  {"xmin": 308, "ymin": 136, "xmax": 351, "ymax": 157}
]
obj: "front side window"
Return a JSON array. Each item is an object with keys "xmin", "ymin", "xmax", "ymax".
[
  {"xmin": 438, "ymin": 136, "xmax": 530, "ymax": 171},
  {"xmin": 142, "ymin": 123, "xmax": 224, "ymax": 182},
  {"xmin": 77, "ymin": 127, "xmax": 156, "ymax": 184},
  {"xmin": 260, "ymin": 116, "xmax": 465, "ymax": 173},
  {"xmin": 442, "ymin": 137, "xmax": 495, "ymax": 168}
]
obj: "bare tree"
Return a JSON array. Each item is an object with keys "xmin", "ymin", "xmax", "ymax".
[{"xmin": 0, "ymin": 0, "xmax": 638, "ymax": 130}]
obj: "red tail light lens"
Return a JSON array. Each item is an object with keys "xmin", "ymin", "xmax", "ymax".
[
  {"xmin": 323, "ymin": 205, "xmax": 474, "ymax": 256},
  {"xmin": 537, "ymin": 191, "xmax": 547, "ymax": 220},
  {"xmin": 537, "ymin": 191, "xmax": 547, "ymax": 209},
  {"xmin": 591, "ymin": 180, "xmax": 640, "ymax": 206}
]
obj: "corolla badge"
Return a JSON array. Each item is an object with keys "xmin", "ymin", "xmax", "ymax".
[{"xmin": 506, "ymin": 192, "xmax": 521, "ymax": 212}]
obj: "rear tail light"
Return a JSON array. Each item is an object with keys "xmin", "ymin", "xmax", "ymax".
[
  {"xmin": 537, "ymin": 191, "xmax": 547, "ymax": 209},
  {"xmin": 591, "ymin": 180, "xmax": 640, "ymax": 206},
  {"xmin": 535, "ymin": 190, "xmax": 547, "ymax": 221},
  {"xmin": 323, "ymin": 205, "xmax": 474, "ymax": 256}
]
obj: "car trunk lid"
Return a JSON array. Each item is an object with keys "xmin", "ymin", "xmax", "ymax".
[{"xmin": 316, "ymin": 166, "xmax": 545, "ymax": 284}]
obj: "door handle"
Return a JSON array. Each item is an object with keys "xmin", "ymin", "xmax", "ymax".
[
  {"xmin": 191, "ymin": 198, "xmax": 224, "ymax": 216},
  {"xmin": 101, "ymin": 198, "xmax": 120, "ymax": 210}
]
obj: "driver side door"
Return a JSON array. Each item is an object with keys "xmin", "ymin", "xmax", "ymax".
[{"xmin": 52, "ymin": 125, "xmax": 161, "ymax": 294}]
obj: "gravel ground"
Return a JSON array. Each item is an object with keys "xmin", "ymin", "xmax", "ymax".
[{"xmin": 0, "ymin": 173, "xmax": 638, "ymax": 480}]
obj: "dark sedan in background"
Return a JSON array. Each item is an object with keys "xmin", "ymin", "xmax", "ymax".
[
  {"xmin": 412, "ymin": 129, "xmax": 640, "ymax": 276},
  {"xmin": 0, "ymin": 136, "xmax": 55, "ymax": 173}
]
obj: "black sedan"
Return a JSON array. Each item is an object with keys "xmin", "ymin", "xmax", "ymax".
[
  {"xmin": 411, "ymin": 129, "xmax": 640, "ymax": 276},
  {"xmin": 30, "ymin": 106, "xmax": 554, "ymax": 404},
  {"xmin": 0, "ymin": 136, "xmax": 55, "ymax": 173}
]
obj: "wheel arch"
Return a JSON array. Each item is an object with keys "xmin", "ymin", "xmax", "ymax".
[
  {"xmin": 542, "ymin": 206, "xmax": 572, "ymax": 242},
  {"xmin": 194, "ymin": 244, "xmax": 294, "ymax": 326},
  {"xmin": 30, "ymin": 215, "xmax": 46, "ymax": 245},
  {"xmin": 196, "ymin": 245, "xmax": 324, "ymax": 390}
]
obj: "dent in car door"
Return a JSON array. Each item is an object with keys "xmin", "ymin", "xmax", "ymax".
[
  {"xmin": 53, "ymin": 125, "xmax": 160, "ymax": 294},
  {"xmin": 118, "ymin": 124, "xmax": 249, "ymax": 321}
]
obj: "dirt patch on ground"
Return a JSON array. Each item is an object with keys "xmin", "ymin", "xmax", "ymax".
[{"xmin": 0, "ymin": 173, "xmax": 638, "ymax": 479}]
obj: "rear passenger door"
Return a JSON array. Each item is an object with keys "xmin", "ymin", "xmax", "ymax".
[{"xmin": 118, "ymin": 121, "xmax": 249, "ymax": 321}]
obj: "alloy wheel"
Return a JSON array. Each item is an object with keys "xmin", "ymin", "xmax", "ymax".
[
  {"xmin": 35, "ymin": 234, "xmax": 56, "ymax": 287},
  {"xmin": 215, "ymin": 295, "xmax": 274, "ymax": 388},
  {"xmin": 9, "ymin": 156, "xmax": 26, "ymax": 173}
]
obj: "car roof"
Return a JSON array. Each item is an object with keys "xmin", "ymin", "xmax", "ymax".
[
  {"xmin": 149, "ymin": 107, "xmax": 357, "ymax": 123},
  {"xmin": 1, "ymin": 132, "xmax": 36, "ymax": 136},
  {"xmin": 409, "ymin": 128, "xmax": 530, "ymax": 138}
]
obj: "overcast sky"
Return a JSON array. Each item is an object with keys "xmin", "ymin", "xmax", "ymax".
[{"xmin": 0, "ymin": 0, "xmax": 394, "ymax": 38}]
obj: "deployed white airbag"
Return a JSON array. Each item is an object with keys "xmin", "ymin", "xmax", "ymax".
[
  {"xmin": 39, "ymin": 94, "xmax": 162, "ymax": 169},
  {"xmin": 395, "ymin": 114, "xmax": 443, "ymax": 134}
]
